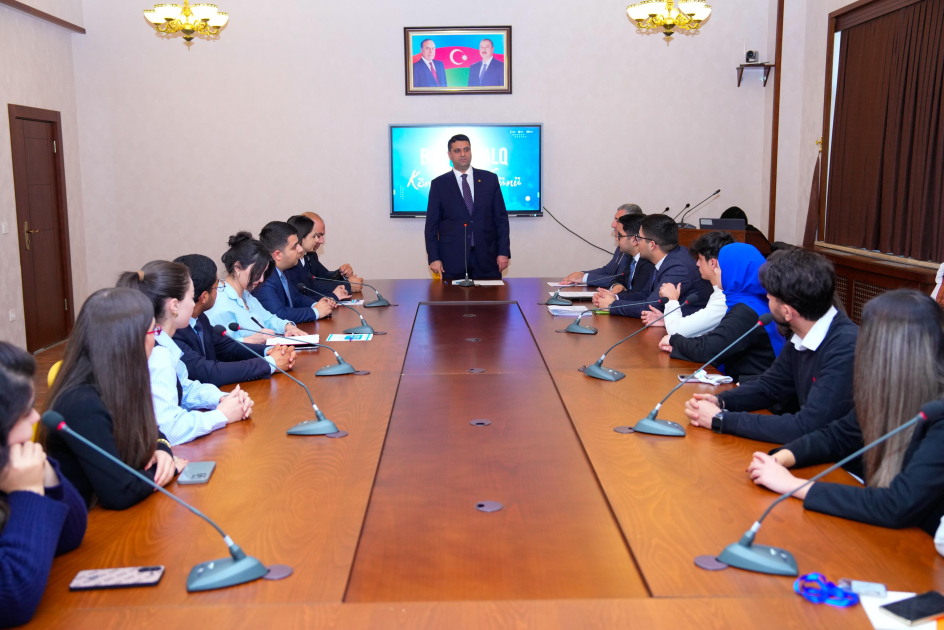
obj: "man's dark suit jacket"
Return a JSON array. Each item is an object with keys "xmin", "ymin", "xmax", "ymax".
[
  {"xmin": 609, "ymin": 245, "xmax": 712, "ymax": 318},
  {"xmin": 413, "ymin": 59, "xmax": 447, "ymax": 87},
  {"xmin": 467, "ymin": 59, "xmax": 504, "ymax": 87},
  {"xmin": 586, "ymin": 247, "xmax": 631, "ymax": 288},
  {"xmin": 251, "ymin": 269, "xmax": 318, "ymax": 323},
  {"xmin": 285, "ymin": 252, "xmax": 350, "ymax": 300},
  {"xmin": 424, "ymin": 168, "xmax": 511, "ymax": 279},
  {"xmin": 173, "ymin": 313, "xmax": 271, "ymax": 387}
]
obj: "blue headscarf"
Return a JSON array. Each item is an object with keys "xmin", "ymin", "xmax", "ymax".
[{"xmin": 718, "ymin": 243, "xmax": 785, "ymax": 356}]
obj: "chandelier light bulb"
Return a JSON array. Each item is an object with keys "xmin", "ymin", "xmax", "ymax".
[{"xmin": 144, "ymin": 0, "xmax": 229, "ymax": 43}]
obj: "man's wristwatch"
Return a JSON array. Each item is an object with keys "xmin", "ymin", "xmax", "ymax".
[{"xmin": 711, "ymin": 412, "xmax": 724, "ymax": 434}]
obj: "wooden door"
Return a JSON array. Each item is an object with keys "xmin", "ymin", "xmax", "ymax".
[{"xmin": 9, "ymin": 105, "xmax": 74, "ymax": 352}]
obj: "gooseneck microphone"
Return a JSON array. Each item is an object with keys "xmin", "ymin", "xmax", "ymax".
[
  {"xmin": 42, "ymin": 411, "xmax": 270, "ymax": 591},
  {"xmin": 296, "ymin": 283, "xmax": 380, "ymax": 335},
  {"xmin": 671, "ymin": 203, "xmax": 691, "ymax": 222},
  {"xmin": 582, "ymin": 298, "xmax": 681, "ymax": 382},
  {"xmin": 225, "ymin": 322, "xmax": 356, "ymax": 378},
  {"xmin": 632, "ymin": 313, "xmax": 774, "ymax": 437},
  {"xmin": 221, "ymin": 324, "xmax": 341, "ymax": 435},
  {"xmin": 710, "ymin": 398, "xmax": 944, "ymax": 576},
  {"xmin": 564, "ymin": 298, "xmax": 666, "ymax": 335},
  {"xmin": 456, "ymin": 223, "xmax": 475, "ymax": 287},
  {"xmin": 678, "ymin": 189, "xmax": 721, "ymax": 227},
  {"xmin": 546, "ymin": 273, "xmax": 627, "ymax": 307},
  {"xmin": 307, "ymin": 275, "xmax": 391, "ymax": 308}
]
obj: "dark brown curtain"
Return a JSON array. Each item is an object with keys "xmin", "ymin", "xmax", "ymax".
[{"xmin": 825, "ymin": 0, "xmax": 944, "ymax": 261}]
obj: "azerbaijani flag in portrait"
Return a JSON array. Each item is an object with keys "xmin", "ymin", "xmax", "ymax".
[{"xmin": 410, "ymin": 33, "xmax": 506, "ymax": 87}]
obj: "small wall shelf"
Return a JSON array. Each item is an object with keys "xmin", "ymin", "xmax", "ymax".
[{"xmin": 737, "ymin": 63, "xmax": 775, "ymax": 87}]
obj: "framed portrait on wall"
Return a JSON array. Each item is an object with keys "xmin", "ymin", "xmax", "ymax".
[{"xmin": 404, "ymin": 26, "xmax": 512, "ymax": 95}]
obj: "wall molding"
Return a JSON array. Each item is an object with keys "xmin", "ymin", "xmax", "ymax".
[{"xmin": 0, "ymin": 0, "xmax": 86, "ymax": 34}]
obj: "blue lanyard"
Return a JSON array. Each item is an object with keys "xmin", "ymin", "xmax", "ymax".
[{"xmin": 794, "ymin": 573, "xmax": 859, "ymax": 608}]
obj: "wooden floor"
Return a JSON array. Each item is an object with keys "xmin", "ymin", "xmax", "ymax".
[{"xmin": 25, "ymin": 279, "xmax": 944, "ymax": 628}]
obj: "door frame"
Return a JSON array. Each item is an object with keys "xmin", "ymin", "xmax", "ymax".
[{"xmin": 8, "ymin": 104, "xmax": 76, "ymax": 347}]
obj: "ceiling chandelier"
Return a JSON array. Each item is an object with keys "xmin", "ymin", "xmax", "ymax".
[
  {"xmin": 143, "ymin": 1, "xmax": 229, "ymax": 43},
  {"xmin": 626, "ymin": 0, "xmax": 712, "ymax": 38}
]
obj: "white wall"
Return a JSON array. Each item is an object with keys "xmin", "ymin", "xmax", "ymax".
[
  {"xmin": 0, "ymin": 1, "xmax": 87, "ymax": 347},
  {"xmin": 71, "ymin": 0, "xmax": 772, "ymax": 294}
]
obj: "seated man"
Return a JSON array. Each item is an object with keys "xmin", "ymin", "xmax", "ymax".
[
  {"xmin": 173, "ymin": 254, "xmax": 296, "ymax": 387},
  {"xmin": 560, "ymin": 203, "xmax": 642, "ymax": 290},
  {"xmin": 643, "ymin": 231, "xmax": 734, "ymax": 338},
  {"xmin": 592, "ymin": 214, "xmax": 712, "ymax": 318},
  {"xmin": 684, "ymin": 248, "xmax": 859, "ymax": 444},
  {"xmin": 252, "ymin": 221, "xmax": 336, "ymax": 323},
  {"xmin": 658, "ymin": 243, "xmax": 784, "ymax": 383},
  {"xmin": 600, "ymin": 213, "xmax": 654, "ymax": 313},
  {"xmin": 286, "ymin": 212, "xmax": 363, "ymax": 298}
]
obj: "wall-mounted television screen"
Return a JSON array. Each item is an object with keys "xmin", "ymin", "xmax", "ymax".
[{"xmin": 389, "ymin": 123, "xmax": 542, "ymax": 217}]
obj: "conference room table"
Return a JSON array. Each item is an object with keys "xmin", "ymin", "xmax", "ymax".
[{"xmin": 27, "ymin": 279, "xmax": 944, "ymax": 628}]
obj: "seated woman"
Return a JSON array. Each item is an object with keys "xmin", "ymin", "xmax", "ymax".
[
  {"xmin": 748, "ymin": 290, "xmax": 944, "ymax": 535},
  {"xmin": 118, "ymin": 261, "xmax": 254, "ymax": 445},
  {"xmin": 206, "ymin": 232, "xmax": 304, "ymax": 344},
  {"xmin": 0, "ymin": 342, "xmax": 87, "ymax": 628},
  {"xmin": 658, "ymin": 243, "xmax": 784, "ymax": 383},
  {"xmin": 41, "ymin": 288, "xmax": 187, "ymax": 510}
]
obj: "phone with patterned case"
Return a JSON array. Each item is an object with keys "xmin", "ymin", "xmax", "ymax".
[{"xmin": 69, "ymin": 566, "xmax": 165, "ymax": 590}]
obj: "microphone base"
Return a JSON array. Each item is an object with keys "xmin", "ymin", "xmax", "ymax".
[
  {"xmin": 546, "ymin": 296, "xmax": 573, "ymax": 306},
  {"xmin": 455, "ymin": 278, "xmax": 475, "ymax": 287},
  {"xmin": 633, "ymin": 417, "xmax": 686, "ymax": 437},
  {"xmin": 564, "ymin": 321, "xmax": 597, "ymax": 335},
  {"xmin": 364, "ymin": 297, "xmax": 391, "ymax": 308},
  {"xmin": 187, "ymin": 554, "xmax": 268, "ymax": 592},
  {"xmin": 343, "ymin": 324, "xmax": 375, "ymax": 335},
  {"xmin": 316, "ymin": 362, "xmax": 357, "ymax": 376},
  {"xmin": 716, "ymin": 541, "xmax": 798, "ymax": 576},
  {"xmin": 583, "ymin": 363, "xmax": 625, "ymax": 381},
  {"xmin": 287, "ymin": 417, "xmax": 340, "ymax": 436}
]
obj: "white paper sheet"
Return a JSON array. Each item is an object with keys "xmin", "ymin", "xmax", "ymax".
[
  {"xmin": 339, "ymin": 299, "xmax": 365, "ymax": 306},
  {"xmin": 326, "ymin": 333, "xmax": 373, "ymax": 342},
  {"xmin": 547, "ymin": 282, "xmax": 589, "ymax": 287},
  {"xmin": 265, "ymin": 334, "xmax": 319, "ymax": 346},
  {"xmin": 549, "ymin": 291, "xmax": 596, "ymax": 299},
  {"xmin": 547, "ymin": 305, "xmax": 589, "ymax": 316}
]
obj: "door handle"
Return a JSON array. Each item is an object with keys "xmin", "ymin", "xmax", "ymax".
[{"xmin": 23, "ymin": 221, "xmax": 39, "ymax": 250}]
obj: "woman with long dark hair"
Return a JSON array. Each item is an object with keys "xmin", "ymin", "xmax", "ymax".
[
  {"xmin": 0, "ymin": 342, "xmax": 87, "ymax": 627},
  {"xmin": 748, "ymin": 290, "xmax": 944, "ymax": 534},
  {"xmin": 206, "ymin": 232, "xmax": 304, "ymax": 344},
  {"xmin": 40, "ymin": 288, "xmax": 187, "ymax": 509},
  {"xmin": 118, "ymin": 261, "xmax": 253, "ymax": 445}
]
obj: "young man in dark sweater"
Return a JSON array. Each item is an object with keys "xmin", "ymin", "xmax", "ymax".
[{"xmin": 684, "ymin": 248, "xmax": 859, "ymax": 444}]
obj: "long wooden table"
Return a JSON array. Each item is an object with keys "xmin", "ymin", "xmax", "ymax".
[{"xmin": 27, "ymin": 279, "xmax": 944, "ymax": 628}]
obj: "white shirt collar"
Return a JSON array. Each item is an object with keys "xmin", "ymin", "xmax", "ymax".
[
  {"xmin": 633, "ymin": 253, "xmax": 641, "ymax": 263},
  {"xmin": 653, "ymin": 253, "xmax": 668, "ymax": 271},
  {"xmin": 189, "ymin": 317, "xmax": 198, "ymax": 328},
  {"xmin": 791, "ymin": 306, "xmax": 838, "ymax": 352}
]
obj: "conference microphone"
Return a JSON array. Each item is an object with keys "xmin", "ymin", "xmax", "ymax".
[
  {"xmin": 42, "ymin": 410, "xmax": 270, "ymax": 591},
  {"xmin": 221, "ymin": 324, "xmax": 342, "ymax": 435},
  {"xmin": 678, "ymin": 189, "xmax": 721, "ymax": 227},
  {"xmin": 564, "ymin": 298, "xmax": 666, "ymax": 335},
  {"xmin": 631, "ymin": 313, "xmax": 774, "ymax": 437},
  {"xmin": 663, "ymin": 207, "xmax": 671, "ymax": 214},
  {"xmin": 308, "ymin": 275, "xmax": 391, "ymax": 308},
  {"xmin": 671, "ymin": 203, "xmax": 691, "ymax": 222},
  {"xmin": 455, "ymin": 223, "xmax": 475, "ymax": 287},
  {"xmin": 582, "ymin": 298, "xmax": 682, "ymax": 382},
  {"xmin": 546, "ymin": 272, "xmax": 628, "ymax": 306},
  {"xmin": 296, "ymin": 283, "xmax": 383, "ymax": 335},
  {"xmin": 224, "ymin": 323, "xmax": 356, "ymax": 377},
  {"xmin": 709, "ymin": 398, "xmax": 944, "ymax": 576}
]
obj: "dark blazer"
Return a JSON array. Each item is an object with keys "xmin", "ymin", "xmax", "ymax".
[
  {"xmin": 251, "ymin": 269, "xmax": 318, "ymax": 323},
  {"xmin": 425, "ymin": 168, "xmax": 511, "ymax": 279},
  {"xmin": 413, "ymin": 58, "xmax": 447, "ymax": 87},
  {"xmin": 467, "ymin": 59, "xmax": 504, "ymax": 87},
  {"xmin": 609, "ymin": 245, "xmax": 712, "ymax": 318},
  {"xmin": 585, "ymin": 248, "xmax": 631, "ymax": 288},
  {"xmin": 46, "ymin": 384, "xmax": 175, "ymax": 510},
  {"xmin": 173, "ymin": 313, "xmax": 271, "ymax": 387},
  {"xmin": 783, "ymin": 408, "xmax": 944, "ymax": 535},
  {"xmin": 285, "ymin": 252, "xmax": 350, "ymax": 299}
]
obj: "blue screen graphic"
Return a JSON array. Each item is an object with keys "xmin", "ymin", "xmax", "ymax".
[{"xmin": 389, "ymin": 124, "xmax": 542, "ymax": 216}]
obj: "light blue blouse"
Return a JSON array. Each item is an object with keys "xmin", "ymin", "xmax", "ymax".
[{"xmin": 205, "ymin": 281, "xmax": 294, "ymax": 341}]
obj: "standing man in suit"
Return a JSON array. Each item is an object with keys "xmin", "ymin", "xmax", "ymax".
[
  {"xmin": 467, "ymin": 38, "xmax": 505, "ymax": 87},
  {"xmin": 593, "ymin": 214, "xmax": 712, "ymax": 317},
  {"xmin": 412, "ymin": 39, "xmax": 447, "ymax": 88},
  {"xmin": 425, "ymin": 134, "xmax": 511, "ymax": 280},
  {"xmin": 172, "ymin": 255, "xmax": 295, "ymax": 387},
  {"xmin": 560, "ymin": 203, "xmax": 642, "ymax": 289},
  {"xmin": 252, "ymin": 221, "xmax": 336, "ymax": 323}
]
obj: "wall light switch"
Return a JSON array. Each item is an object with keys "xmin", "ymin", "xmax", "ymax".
[
  {"xmin": 1, "ymin": 223, "xmax": 7, "ymax": 234},
  {"xmin": 8, "ymin": 310, "xmax": 15, "ymax": 322}
]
